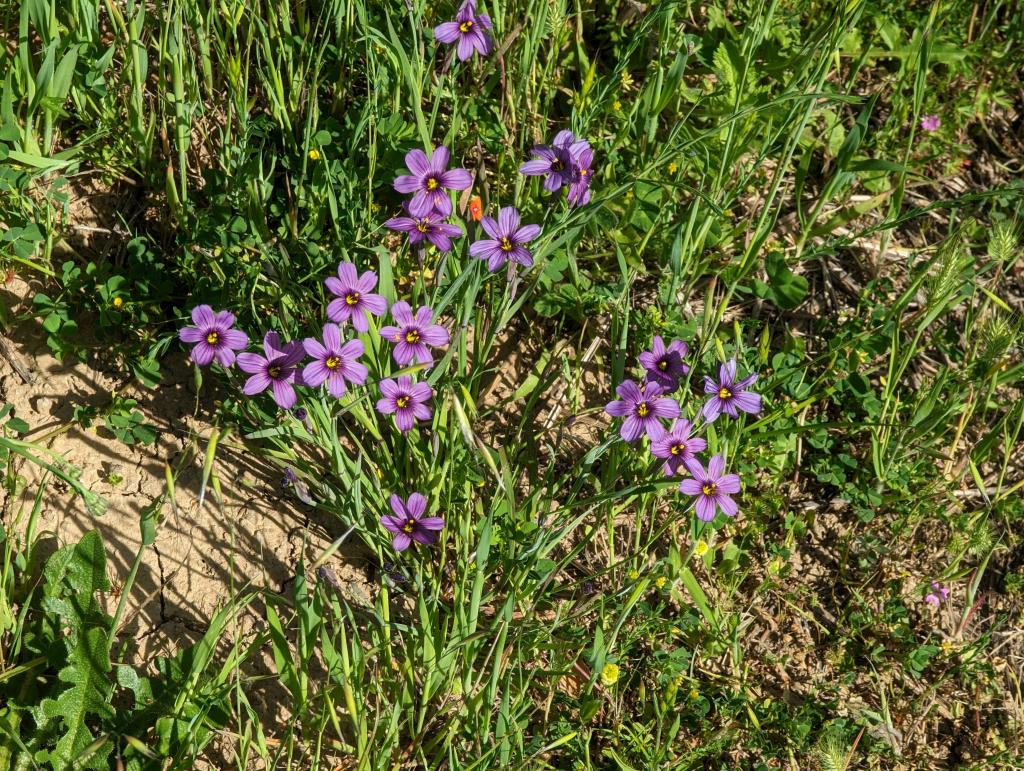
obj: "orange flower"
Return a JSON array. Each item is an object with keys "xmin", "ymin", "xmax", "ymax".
[{"xmin": 468, "ymin": 194, "xmax": 483, "ymax": 222}]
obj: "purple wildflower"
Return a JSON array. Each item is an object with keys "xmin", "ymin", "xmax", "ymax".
[
  {"xmin": 920, "ymin": 114, "xmax": 941, "ymax": 132},
  {"xmin": 679, "ymin": 455, "xmax": 741, "ymax": 521},
  {"xmin": 376, "ymin": 375, "xmax": 433, "ymax": 433},
  {"xmin": 925, "ymin": 581, "xmax": 950, "ymax": 606},
  {"xmin": 650, "ymin": 420, "xmax": 707, "ymax": 476},
  {"xmin": 393, "ymin": 146, "xmax": 473, "ymax": 218},
  {"xmin": 302, "ymin": 323, "xmax": 368, "ymax": 398},
  {"xmin": 566, "ymin": 141, "xmax": 594, "ymax": 206},
  {"xmin": 380, "ymin": 302, "xmax": 450, "ymax": 366},
  {"xmin": 325, "ymin": 263, "xmax": 388, "ymax": 333},
  {"xmin": 468, "ymin": 206, "xmax": 541, "ymax": 271},
  {"xmin": 236, "ymin": 331, "xmax": 306, "ymax": 409},
  {"xmin": 604, "ymin": 379, "xmax": 680, "ymax": 442},
  {"xmin": 385, "ymin": 208, "xmax": 463, "ymax": 252},
  {"xmin": 433, "ymin": 0, "xmax": 493, "ymax": 62},
  {"xmin": 282, "ymin": 467, "xmax": 299, "ymax": 488},
  {"xmin": 639, "ymin": 336, "xmax": 689, "ymax": 393},
  {"xmin": 380, "ymin": 493, "xmax": 445, "ymax": 551},
  {"xmin": 519, "ymin": 130, "xmax": 578, "ymax": 191},
  {"xmin": 701, "ymin": 359, "xmax": 761, "ymax": 423},
  {"xmin": 178, "ymin": 305, "xmax": 249, "ymax": 367}
]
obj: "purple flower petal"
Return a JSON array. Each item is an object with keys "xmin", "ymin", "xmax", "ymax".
[
  {"xmin": 716, "ymin": 494, "xmax": 738, "ymax": 517},
  {"xmin": 191, "ymin": 342, "xmax": 216, "ymax": 366},
  {"xmin": 695, "ymin": 496, "xmax": 716, "ymax": 522},
  {"xmin": 271, "ymin": 380, "xmax": 297, "ymax": 409},
  {"xmin": 434, "ymin": 21, "xmax": 461, "ymax": 43},
  {"xmin": 191, "ymin": 305, "xmax": 215, "ymax": 327},
  {"xmin": 243, "ymin": 372, "xmax": 272, "ymax": 395},
  {"xmin": 237, "ymin": 352, "xmax": 267, "ymax": 374},
  {"xmin": 620, "ymin": 416, "xmax": 644, "ymax": 442}
]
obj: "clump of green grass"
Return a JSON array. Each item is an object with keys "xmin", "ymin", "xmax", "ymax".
[{"xmin": 1, "ymin": 0, "xmax": 1022, "ymax": 767}]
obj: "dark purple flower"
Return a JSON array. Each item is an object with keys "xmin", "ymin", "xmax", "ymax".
[
  {"xmin": 376, "ymin": 375, "xmax": 433, "ymax": 433},
  {"xmin": 236, "ymin": 331, "xmax": 306, "ymax": 409},
  {"xmin": 519, "ymin": 130, "xmax": 577, "ymax": 191},
  {"xmin": 385, "ymin": 209, "xmax": 463, "ymax": 253},
  {"xmin": 920, "ymin": 114, "xmax": 941, "ymax": 132},
  {"xmin": 604, "ymin": 379, "xmax": 680, "ymax": 442},
  {"xmin": 925, "ymin": 581, "xmax": 950, "ymax": 606},
  {"xmin": 393, "ymin": 146, "xmax": 473, "ymax": 218},
  {"xmin": 380, "ymin": 302, "xmax": 450, "ymax": 366},
  {"xmin": 639, "ymin": 336, "xmax": 689, "ymax": 392},
  {"xmin": 468, "ymin": 206, "xmax": 541, "ymax": 271},
  {"xmin": 650, "ymin": 420, "xmax": 707, "ymax": 476},
  {"xmin": 679, "ymin": 455, "xmax": 741, "ymax": 521},
  {"xmin": 325, "ymin": 263, "xmax": 388, "ymax": 333},
  {"xmin": 302, "ymin": 323, "xmax": 368, "ymax": 398},
  {"xmin": 380, "ymin": 493, "xmax": 445, "ymax": 551},
  {"xmin": 433, "ymin": 0, "xmax": 493, "ymax": 62},
  {"xmin": 702, "ymin": 359, "xmax": 761, "ymax": 423},
  {"xmin": 566, "ymin": 141, "xmax": 593, "ymax": 206},
  {"xmin": 179, "ymin": 305, "xmax": 249, "ymax": 367}
]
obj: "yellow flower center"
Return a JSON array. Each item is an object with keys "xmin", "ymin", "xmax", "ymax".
[
  {"xmin": 459, "ymin": 19, "xmax": 473, "ymax": 32},
  {"xmin": 402, "ymin": 518, "xmax": 416, "ymax": 533},
  {"xmin": 636, "ymin": 402, "xmax": 649, "ymax": 417},
  {"xmin": 499, "ymin": 236, "xmax": 513, "ymax": 252},
  {"xmin": 718, "ymin": 387, "xmax": 732, "ymax": 400},
  {"xmin": 268, "ymin": 365, "xmax": 282, "ymax": 379},
  {"xmin": 396, "ymin": 395, "xmax": 411, "ymax": 409},
  {"xmin": 701, "ymin": 483, "xmax": 717, "ymax": 496},
  {"xmin": 205, "ymin": 331, "xmax": 220, "ymax": 345},
  {"xmin": 426, "ymin": 177, "xmax": 439, "ymax": 191},
  {"xmin": 345, "ymin": 292, "xmax": 360, "ymax": 305},
  {"xmin": 670, "ymin": 443, "xmax": 684, "ymax": 456},
  {"xmin": 580, "ymin": 168, "xmax": 589, "ymax": 177},
  {"xmin": 404, "ymin": 329, "xmax": 421, "ymax": 344},
  {"xmin": 415, "ymin": 220, "xmax": 430, "ymax": 233},
  {"xmin": 325, "ymin": 355, "xmax": 340, "ymax": 370},
  {"xmin": 657, "ymin": 359, "xmax": 668, "ymax": 371},
  {"xmin": 551, "ymin": 157, "xmax": 564, "ymax": 171}
]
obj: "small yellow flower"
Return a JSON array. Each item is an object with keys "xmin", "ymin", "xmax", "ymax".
[
  {"xmin": 655, "ymin": 576, "xmax": 667, "ymax": 589},
  {"xmin": 668, "ymin": 162, "xmax": 678, "ymax": 174},
  {"xmin": 694, "ymin": 539, "xmax": 710, "ymax": 557},
  {"xmin": 625, "ymin": 189, "xmax": 634, "ymax": 200},
  {"xmin": 600, "ymin": 662, "xmax": 620, "ymax": 686},
  {"xmin": 612, "ymin": 100, "xmax": 622, "ymax": 111},
  {"xmin": 941, "ymin": 640, "xmax": 955, "ymax": 655},
  {"xmin": 112, "ymin": 296, "xmax": 124, "ymax": 309},
  {"xmin": 422, "ymin": 267, "xmax": 434, "ymax": 281},
  {"xmin": 620, "ymin": 71, "xmax": 634, "ymax": 90},
  {"xmin": 468, "ymin": 561, "xmax": 477, "ymax": 571},
  {"xmin": 308, "ymin": 148, "xmax": 321, "ymax": 161},
  {"xmin": 627, "ymin": 569, "xmax": 639, "ymax": 581},
  {"xmin": 689, "ymin": 687, "xmax": 700, "ymax": 700}
]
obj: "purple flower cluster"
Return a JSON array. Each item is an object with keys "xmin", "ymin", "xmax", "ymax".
[
  {"xmin": 520, "ymin": 129, "xmax": 595, "ymax": 207},
  {"xmin": 603, "ymin": 338, "xmax": 763, "ymax": 523},
  {"xmin": 179, "ymin": 262, "xmax": 447, "ymax": 433},
  {"xmin": 386, "ymin": 147, "xmax": 470, "ymax": 253},
  {"xmin": 179, "ymin": 263, "xmax": 452, "ymax": 555}
]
